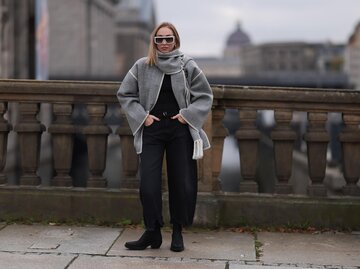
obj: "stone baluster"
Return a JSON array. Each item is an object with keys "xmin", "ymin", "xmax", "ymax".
[
  {"xmin": 211, "ymin": 107, "xmax": 228, "ymax": 192},
  {"xmin": 83, "ymin": 104, "xmax": 110, "ymax": 188},
  {"xmin": 0, "ymin": 102, "xmax": 11, "ymax": 184},
  {"xmin": 198, "ymin": 111, "xmax": 213, "ymax": 192},
  {"xmin": 116, "ymin": 109, "xmax": 139, "ymax": 189},
  {"xmin": 236, "ymin": 109, "xmax": 260, "ymax": 192},
  {"xmin": 304, "ymin": 112, "xmax": 329, "ymax": 196},
  {"xmin": 48, "ymin": 103, "xmax": 75, "ymax": 187},
  {"xmin": 14, "ymin": 103, "xmax": 45, "ymax": 185},
  {"xmin": 271, "ymin": 110, "xmax": 296, "ymax": 194},
  {"xmin": 339, "ymin": 113, "xmax": 360, "ymax": 196}
]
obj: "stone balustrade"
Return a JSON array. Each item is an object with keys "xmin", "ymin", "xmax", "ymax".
[{"xmin": 0, "ymin": 79, "xmax": 359, "ymax": 198}]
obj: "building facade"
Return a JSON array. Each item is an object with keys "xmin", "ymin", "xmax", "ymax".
[
  {"xmin": 346, "ymin": 21, "xmax": 360, "ymax": 89},
  {"xmin": 241, "ymin": 42, "xmax": 345, "ymax": 76},
  {"xmin": 114, "ymin": 0, "xmax": 156, "ymax": 78},
  {"xmin": 240, "ymin": 42, "xmax": 347, "ymax": 87},
  {"xmin": 47, "ymin": 0, "xmax": 156, "ymax": 80},
  {"xmin": 47, "ymin": 0, "xmax": 117, "ymax": 80},
  {"xmin": 0, "ymin": 0, "xmax": 36, "ymax": 79}
]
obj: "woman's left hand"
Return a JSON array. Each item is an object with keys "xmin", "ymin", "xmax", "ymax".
[{"xmin": 171, "ymin": 114, "xmax": 187, "ymax": 124}]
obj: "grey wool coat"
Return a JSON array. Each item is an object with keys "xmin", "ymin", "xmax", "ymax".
[{"xmin": 117, "ymin": 49, "xmax": 213, "ymax": 159}]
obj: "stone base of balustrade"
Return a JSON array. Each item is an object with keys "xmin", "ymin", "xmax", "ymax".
[
  {"xmin": 198, "ymin": 181, "xmax": 213, "ymax": 192},
  {"xmin": 20, "ymin": 175, "xmax": 40, "ymax": 186},
  {"xmin": 239, "ymin": 181, "xmax": 258, "ymax": 193},
  {"xmin": 0, "ymin": 174, "xmax": 6, "ymax": 185},
  {"xmin": 51, "ymin": 176, "xmax": 73, "ymax": 187},
  {"xmin": 87, "ymin": 177, "xmax": 107, "ymax": 188},
  {"xmin": 274, "ymin": 183, "xmax": 292, "ymax": 194},
  {"xmin": 212, "ymin": 178, "xmax": 221, "ymax": 192},
  {"xmin": 0, "ymin": 187, "xmax": 360, "ymax": 229},
  {"xmin": 120, "ymin": 177, "xmax": 139, "ymax": 189},
  {"xmin": 343, "ymin": 184, "xmax": 360, "ymax": 196},
  {"xmin": 307, "ymin": 184, "xmax": 327, "ymax": 197}
]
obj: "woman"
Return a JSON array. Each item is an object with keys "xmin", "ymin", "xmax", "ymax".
[{"xmin": 117, "ymin": 22, "xmax": 213, "ymax": 252}]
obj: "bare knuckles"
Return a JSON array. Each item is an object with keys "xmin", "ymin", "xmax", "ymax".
[
  {"xmin": 144, "ymin": 114, "xmax": 160, "ymax": 126},
  {"xmin": 171, "ymin": 114, "xmax": 187, "ymax": 124}
]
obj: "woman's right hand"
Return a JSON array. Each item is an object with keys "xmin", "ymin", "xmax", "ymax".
[{"xmin": 144, "ymin": 114, "xmax": 160, "ymax": 126}]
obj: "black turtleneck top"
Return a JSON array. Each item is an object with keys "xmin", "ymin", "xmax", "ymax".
[{"xmin": 151, "ymin": 74, "xmax": 180, "ymax": 115}]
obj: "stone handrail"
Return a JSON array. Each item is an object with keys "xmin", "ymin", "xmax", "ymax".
[{"xmin": 0, "ymin": 79, "xmax": 359, "ymax": 196}]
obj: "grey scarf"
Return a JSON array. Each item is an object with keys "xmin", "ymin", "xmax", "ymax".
[{"xmin": 156, "ymin": 49, "xmax": 184, "ymax": 74}]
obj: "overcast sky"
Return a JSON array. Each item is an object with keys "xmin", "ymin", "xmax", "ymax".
[{"xmin": 154, "ymin": 0, "xmax": 360, "ymax": 57}]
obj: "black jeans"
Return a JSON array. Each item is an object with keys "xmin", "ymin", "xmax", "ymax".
[{"xmin": 139, "ymin": 114, "xmax": 197, "ymax": 231}]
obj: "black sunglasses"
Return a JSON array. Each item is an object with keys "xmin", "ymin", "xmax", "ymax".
[{"xmin": 154, "ymin": 36, "xmax": 175, "ymax": 44}]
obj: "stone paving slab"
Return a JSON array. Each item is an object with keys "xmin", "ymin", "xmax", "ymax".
[
  {"xmin": 0, "ymin": 252, "xmax": 75, "ymax": 269},
  {"xmin": 69, "ymin": 256, "xmax": 227, "ymax": 269},
  {"xmin": 257, "ymin": 232, "xmax": 360, "ymax": 267},
  {"xmin": 108, "ymin": 228, "xmax": 256, "ymax": 261},
  {"xmin": 0, "ymin": 224, "xmax": 359, "ymax": 269},
  {"xmin": 229, "ymin": 265, "xmax": 312, "ymax": 269},
  {"xmin": 0, "ymin": 224, "xmax": 121, "ymax": 255}
]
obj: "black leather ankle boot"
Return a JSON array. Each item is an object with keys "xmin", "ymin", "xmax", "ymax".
[
  {"xmin": 170, "ymin": 223, "xmax": 184, "ymax": 252},
  {"xmin": 125, "ymin": 229, "xmax": 162, "ymax": 250}
]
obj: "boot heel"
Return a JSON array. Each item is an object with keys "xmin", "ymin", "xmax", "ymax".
[
  {"xmin": 151, "ymin": 240, "xmax": 162, "ymax": 249},
  {"xmin": 125, "ymin": 230, "xmax": 162, "ymax": 250}
]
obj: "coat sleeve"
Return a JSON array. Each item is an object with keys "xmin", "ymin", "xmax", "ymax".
[
  {"xmin": 117, "ymin": 61, "xmax": 148, "ymax": 135},
  {"xmin": 179, "ymin": 62, "xmax": 213, "ymax": 131}
]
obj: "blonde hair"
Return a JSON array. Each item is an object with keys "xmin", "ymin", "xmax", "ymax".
[{"xmin": 146, "ymin": 22, "xmax": 181, "ymax": 65}]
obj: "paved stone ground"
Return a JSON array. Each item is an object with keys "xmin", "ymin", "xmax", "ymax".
[{"xmin": 0, "ymin": 223, "xmax": 359, "ymax": 269}]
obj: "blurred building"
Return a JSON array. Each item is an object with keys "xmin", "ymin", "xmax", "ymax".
[
  {"xmin": 240, "ymin": 42, "xmax": 346, "ymax": 87},
  {"xmin": 345, "ymin": 21, "xmax": 360, "ymax": 89},
  {"xmin": 47, "ymin": 0, "xmax": 156, "ymax": 80},
  {"xmin": 47, "ymin": 0, "xmax": 117, "ymax": 80},
  {"xmin": 114, "ymin": 0, "xmax": 156, "ymax": 77},
  {"xmin": 224, "ymin": 22, "xmax": 251, "ymax": 60},
  {"xmin": 0, "ymin": 0, "xmax": 36, "ymax": 79},
  {"xmin": 1, "ymin": 0, "xmax": 157, "ymax": 80},
  {"xmin": 241, "ymin": 42, "xmax": 317, "ymax": 75},
  {"xmin": 198, "ymin": 22, "xmax": 347, "ymax": 88},
  {"xmin": 195, "ymin": 22, "xmax": 251, "ymax": 78}
]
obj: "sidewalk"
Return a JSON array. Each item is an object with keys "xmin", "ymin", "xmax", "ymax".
[{"xmin": 0, "ymin": 223, "xmax": 359, "ymax": 269}]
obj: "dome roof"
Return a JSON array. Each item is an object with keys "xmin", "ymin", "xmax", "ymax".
[{"xmin": 226, "ymin": 22, "xmax": 251, "ymax": 47}]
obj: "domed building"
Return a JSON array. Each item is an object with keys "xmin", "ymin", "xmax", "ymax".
[
  {"xmin": 195, "ymin": 22, "xmax": 251, "ymax": 79},
  {"xmin": 224, "ymin": 22, "xmax": 251, "ymax": 59}
]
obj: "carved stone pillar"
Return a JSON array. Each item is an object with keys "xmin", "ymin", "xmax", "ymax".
[
  {"xmin": 83, "ymin": 104, "xmax": 110, "ymax": 188},
  {"xmin": 339, "ymin": 113, "xmax": 360, "ymax": 196},
  {"xmin": 236, "ymin": 109, "xmax": 260, "ymax": 192},
  {"xmin": 304, "ymin": 112, "xmax": 329, "ymax": 196},
  {"xmin": 198, "ymin": 111, "xmax": 213, "ymax": 192},
  {"xmin": 271, "ymin": 110, "xmax": 296, "ymax": 194},
  {"xmin": 14, "ymin": 103, "xmax": 45, "ymax": 185},
  {"xmin": 211, "ymin": 107, "xmax": 227, "ymax": 192},
  {"xmin": 48, "ymin": 103, "xmax": 75, "ymax": 187},
  {"xmin": 116, "ymin": 110, "xmax": 139, "ymax": 189},
  {"xmin": 0, "ymin": 102, "xmax": 11, "ymax": 184}
]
